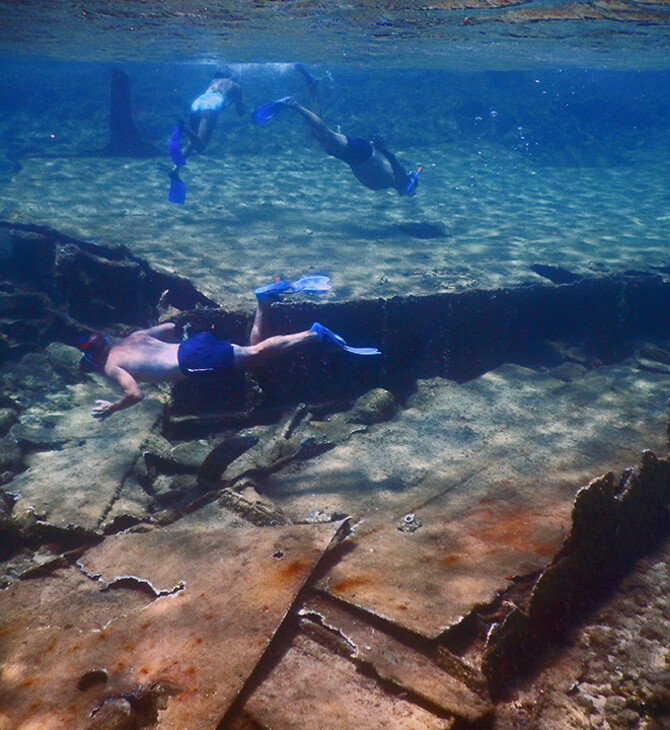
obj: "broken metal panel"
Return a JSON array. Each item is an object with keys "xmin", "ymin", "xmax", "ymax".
[
  {"xmin": 240, "ymin": 633, "xmax": 454, "ymax": 730},
  {"xmin": 299, "ymin": 593, "xmax": 493, "ymax": 725},
  {"xmin": 482, "ymin": 450, "xmax": 670, "ymax": 690},
  {"xmin": 312, "ymin": 364, "xmax": 670, "ymax": 639},
  {"xmin": 0, "ymin": 521, "xmax": 345, "ymax": 729},
  {"xmin": 9, "ymin": 385, "xmax": 163, "ymax": 533},
  {"xmin": 320, "ymin": 491, "xmax": 572, "ymax": 639}
]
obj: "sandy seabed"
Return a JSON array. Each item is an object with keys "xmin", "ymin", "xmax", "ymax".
[{"xmin": 1, "ymin": 137, "xmax": 669, "ymax": 311}]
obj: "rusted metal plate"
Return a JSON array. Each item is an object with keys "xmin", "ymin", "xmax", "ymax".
[
  {"xmin": 299, "ymin": 593, "xmax": 492, "ymax": 724},
  {"xmin": 321, "ymin": 491, "xmax": 571, "ymax": 638},
  {"xmin": 0, "ymin": 521, "xmax": 345, "ymax": 729},
  {"xmin": 242, "ymin": 633, "xmax": 454, "ymax": 730},
  {"xmin": 314, "ymin": 365, "xmax": 670, "ymax": 638},
  {"xmin": 10, "ymin": 385, "xmax": 162, "ymax": 532}
]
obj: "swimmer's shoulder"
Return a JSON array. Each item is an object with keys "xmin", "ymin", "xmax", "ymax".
[{"xmin": 209, "ymin": 78, "xmax": 238, "ymax": 95}]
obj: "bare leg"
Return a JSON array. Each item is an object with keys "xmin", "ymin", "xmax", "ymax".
[
  {"xmin": 295, "ymin": 63, "xmax": 322, "ymax": 117},
  {"xmin": 180, "ymin": 125, "xmax": 200, "ymax": 158},
  {"xmin": 241, "ymin": 294, "xmax": 319, "ymax": 368},
  {"xmin": 372, "ymin": 134, "xmax": 410, "ymax": 190},
  {"xmin": 174, "ymin": 111, "xmax": 218, "ymax": 168},
  {"xmin": 287, "ymin": 100, "xmax": 348, "ymax": 157},
  {"xmin": 194, "ymin": 112, "xmax": 217, "ymax": 151},
  {"xmin": 249, "ymin": 296, "xmax": 271, "ymax": 346},
  {"xmin": 184, "ymin": 112, "xmax": 217, "ymax": 155},
  {"xmin": 235, "ymin": 327, "xmax": 318, "ymax": 369}
]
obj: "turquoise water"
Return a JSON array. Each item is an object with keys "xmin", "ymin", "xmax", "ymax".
[
  {"xmin": 1, "ymin": 56, "xmax": 669, "ymax": 311},
  {"xmin": 2, "ymin": 7, "xmax": 670, "ymax": 723},
  {"xmin": 0, "ymin": 2, "xmax": 669, "ymax": 306}
]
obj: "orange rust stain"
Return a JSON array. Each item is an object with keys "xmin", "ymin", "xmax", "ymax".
[
  {"xmin": 331, "ymin": 575, "xmax": 372, "ymax": 594},
  {"xmin": 140, "ymin": 668, "xmax": 149, "ymax": 674},
  {"xmin": 278, "ymin": 559, "xmax": 308, "ymax": 582},
  {"xmin": 20, "ymin": 678, "xmax": 36, "ymax": 687},
  {"xmin": 397, "ymin": 604, "xmax": 409, "ymax": 611},
  {"xmin": 117, "ymin": 661, "xmax": 125, "ymax": 670},
  {"xmin": 452, "ymin": 501, "xmax": 566, "ymax": 559},
  {"xmin": 443, "ymin": 554, "xmax": 462, "ymax": 565},
  {"xmin": 140, "ymin": 622, "xmax": 150, "ymax": 630}
]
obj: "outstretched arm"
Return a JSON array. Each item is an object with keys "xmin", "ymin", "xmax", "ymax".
[{"xmin": 92, "ymin": 366, "xmax": 144, "ymax": 419}]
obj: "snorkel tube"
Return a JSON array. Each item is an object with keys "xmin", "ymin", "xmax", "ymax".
[{"xmin": 405, "ymin": 166, "xmax": 422, "ymax": 196}]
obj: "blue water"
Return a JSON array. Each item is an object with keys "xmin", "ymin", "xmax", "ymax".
[
  {"xmin": 0, "ymin": 0, "xmax": 668, "ymax": 306},
  {"xmin": 2, "ymin": 60, "xmax": 669, "ymax": 161},
  {"xmin": 1, "ymin": 56, "xmax": 668, "ymax": 310}
]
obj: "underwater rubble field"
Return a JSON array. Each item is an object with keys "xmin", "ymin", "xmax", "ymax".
[
  {"xmin": 2, "ymin": 61, "xmax": 670, "ymax": 728},
  {"xmin": 3, "ymin": 221, "xmax": 670, "ymax": 728}
]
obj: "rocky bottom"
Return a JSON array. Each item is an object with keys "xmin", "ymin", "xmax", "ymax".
[
  {"xmin": 3, "ymin": 224, "xmax": 670, "ymax": 728},
  {"xmin": 494, "ymin": 538, "xmax": 670, "ymax": 730}
]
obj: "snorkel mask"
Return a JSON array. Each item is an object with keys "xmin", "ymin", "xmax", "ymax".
[
  {"xmin": 79, "ymin": 333, "xmax": 111, "ymax": 367},
  {"xmin": 405, "ymin": 166, "xmax": 422, "ymax": 196}
]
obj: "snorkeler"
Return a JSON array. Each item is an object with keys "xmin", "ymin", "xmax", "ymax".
[
  {"xmin": 80, "ymin": 276, "xmax": 380, "ymax": 419},
  {"xmin": 252, "ymin": 64, "xmax": 420, "ymax": 196},
  {"xmin": 168, "ymin": 67, "xmax": 246, "ymax": 202}
]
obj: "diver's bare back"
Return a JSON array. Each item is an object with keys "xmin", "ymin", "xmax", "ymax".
[{"xmin": 106, "ymin": 332, "xmax": 185, "ymax": 383}]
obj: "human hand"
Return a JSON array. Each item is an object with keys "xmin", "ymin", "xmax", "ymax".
[{"xmin": 92, "ymin": 400, "xmax": 114, "ymax": 419}]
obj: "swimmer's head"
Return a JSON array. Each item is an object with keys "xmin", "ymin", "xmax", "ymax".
[
  {"xmin": 79, "ymin": 332, "xmax": 111, "ymax": 366},
  {"xmin": 214, "ymin": 66, "xmax": 233, "ymax": 79}
]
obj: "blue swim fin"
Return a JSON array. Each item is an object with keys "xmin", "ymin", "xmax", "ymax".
[
  {"xmin": 168, "ymin": 176, "xmax": 186, "ymax": 204},
  {"xmin": 255, "ymin": 275, "xmax": 331, "ymax": 299},
  {"xmin": 255, "ymin": 280, "xmax": 293, "ymax": 298},
  {"xmin": 311, "ymin": 322, "xmax": 381, "ymax": 356},
  {"xmin": 290, "ymin": 275, "xmax": 331, "ymax": 292},
  {"xmin": 169, "ymin": 124, "xmax": 187, "ymax": 167},
  {"xmin": 252, "ymin": 96, "xmax": 293, "ymax": 124}
]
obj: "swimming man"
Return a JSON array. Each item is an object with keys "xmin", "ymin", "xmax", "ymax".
[
  {"xmin": 80, "ymin": 276, "xmax": 379, "ymax": 419},
  {"xmin": 171, "ymin": 67, "xmax": 246, "ymax": 178},
  {"xmin": 253, "ymin": 64, "xmax": 420, "ymax": 196}
]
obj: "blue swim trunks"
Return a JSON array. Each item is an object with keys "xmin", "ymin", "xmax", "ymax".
[{"xmin": 178, "ymin": 332, "xmax": 235, "ymax": 375}]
